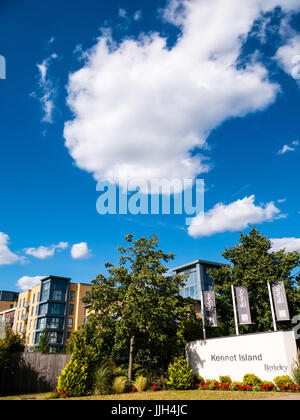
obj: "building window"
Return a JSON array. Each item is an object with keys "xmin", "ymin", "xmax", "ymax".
[
  {"xmin": 67, "ymin": 318, "xmax": 73, "ymax": 329},
  {"xmin": 69, "ymin": 304, "xmax": 74, "ymax": 315},
  {"xmin": 29, "ymin": 320, "xmax": 32, "ymax": 330},
  {"xmin": 32, "ymin": 294, "xmax": 35, "ymax": 304},
  {"xmin": 66, "ymin": 332, "xmax": 71, "ymax": 339},
  {"xmin": 70, "ymin": 291, "xmax": 75, "ymax": 302},
  {"xmin": 31, "ymin": 306, "xmax": 34, "ymax": 317}
]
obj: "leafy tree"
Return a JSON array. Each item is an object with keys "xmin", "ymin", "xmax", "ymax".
[
  {"xmin": 0, "ymin": 329, "xmax": 24, "ymax": 394},
  {"xmin": 35, "ymin": 329, "xmax": 50, "ymax": 354},
  {"xmin": 83, "ymin": 234, "xmax": 199, "ymax": 380},
  {"xmin": 208, "ymin": 227, "xmax": 300, "ymax": 336}
]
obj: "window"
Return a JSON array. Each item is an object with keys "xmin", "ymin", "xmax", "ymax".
[
  {"xmin": 66, "ymin": 332, "xmax": 71, "ymax": 339},
  {"xmin": 69, "ymin": 304, "xmax": 74, "ymax": 315},
  {"xmin": 40, "ymin": 280, "xmax": 50, "ymax": 301},
  {"xmin": 32, "ymin": 294, "xmax": 35, "ymax": 304},
  {"xmin": 31, "ymin": 306, "xmax": 34, "ymax": 317},
  {"xmin": 70, "ymin": 291, "xmax": 75, "ymax": 302},
  {"xmin": 23, "ymin": 298, "xmax": 26, "ymax": 307},
  {"xmin": 48, "ymin": 303, "xmax": 65, "ymax": 315},
  {"xmin": 29, "ymin": 320, "xmax": 32, "ymax": 330},
  {"xmin": 67, "ymin": 318, "xmax": 73, "ymax": 329}
]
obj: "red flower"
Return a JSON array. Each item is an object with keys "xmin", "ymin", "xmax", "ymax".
[
  {"xmin": 152, "ymin": 384, "xmax": 156, "ymax": 389},
  {"xmin": 132, "ymin": 386, "xmax": 137, "ymax": 391}
]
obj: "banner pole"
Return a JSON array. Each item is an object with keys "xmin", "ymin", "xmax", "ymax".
[
  {"xmin": 201, "ymin": 291, "xmax": 206, "ymax": 340},
  {"xmin": 231, "ymin": 285, "xmax": 239, "ymax": 336},
  {"xmin": 267, "ymin": 281, "xmax": 277, "ymax": 332}
]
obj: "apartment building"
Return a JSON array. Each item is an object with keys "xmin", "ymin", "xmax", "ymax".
[
  {"xmin": 0, "ymin": 290, "xmax": 19, "ymax": 312},
  {"xmin": 13, "ymin": 276, "xmax": 91, "ymax": 353}
]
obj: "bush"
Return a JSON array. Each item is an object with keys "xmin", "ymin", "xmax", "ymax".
[
  {"xmin": 93, "ymin": 362, "xmax": 115, "ymax": 395},
  {"xmin": 219, "ymin": 375, "xmax": 231, "ymax": 384},
  {"xmin": 274, "ymin": 375, "xmax": 295, "ymax": 389},
  {"xmin": 205, "ymin": 379, "xmax": 217, "ymax": 385},
  {"xmin": 112, "ymin": 376, "xmax": 128, "ymax": 394},
  {"xmin": 193, "ymin": 374, "xmax": 205, "ymax": 387},
  {"xmin": 166, "ymin": 356, "xmax": 194, "ymax": 390},
  {"xmin": 57, "ymin": 333, "xmax": 91, "ymax": 397},
  {"xmin": 243, "ymin": 374, "xmax": 262, "ymax": 386},
  {"xmin": 292, "ymin": 350, "xmax": 300, "ymax": 387},
  {"xmin": 134, "ymin": 376, "xmax": 148, "ymax": 392}
]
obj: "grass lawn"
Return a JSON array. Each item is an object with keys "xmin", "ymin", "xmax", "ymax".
[{"xmin": 0, "ymin": 389, "xmax": 280, "ymax": 400}]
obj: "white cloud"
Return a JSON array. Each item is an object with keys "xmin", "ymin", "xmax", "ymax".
[
  {"xmin": 16, "ymin": 276, "xmax": 45, "ymax": 291},
  {"xmin": 25, "ymin": 241, "xmax": 68, "ymax": 259},
  {"xmin": 62, "ymin": 0, "xmax": 300, "ymax": 189},
  {"xmin": 0, "ymin": 232, "xmax": 22, "ymax": 266},
  {"xmin": 133, "ymin": 10, "xmax": 142, "ymax": 21},
  {"xmin": 188, "ymin": 195, "xmax": 283, "ymax": 238},
  {"xmin": 276, "ymin": 35, "xmax": 300, "ymax": 83},
  {"xmin": 71, "ymin": 242, "xmax": 91, "ymax": 259},
  {"xmin": 270, "ymin": 237, "xmax": 300, "ymax": 252},
  {"xmin": 31, "ymin": 53, "xmax": 58, "ymax": 123},
  {"xmin": 277, "ymin": 140, "xmax": 299, "ymax": 154}
]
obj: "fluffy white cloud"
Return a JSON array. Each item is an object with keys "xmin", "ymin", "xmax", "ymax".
[
  {"xmin": 25, "ymin": 241, "xmax": 68, "ymax": 259},
  {"xmin": 276, "ymin": 35, "xmax": 300, "ymax": 83},
  {"xmin": 16, "ymin": 276, "xmax": 45, "ymax": 291},
  {"xmin": 63, "ymin": 0, "xmax": 300, "ymax": 188},
  {"xmin": 0, "ymin": 232, "xmax": 22, "ymax": 266},
  {"xmin": 71, "ymin": 242, "xmax": 91, "ymax": 259},
  {"xmin": 188, "ymin": 195, "xmax": 283, "ymax": 238},
  {"xmin": 270, "ymin": 237, "xmax": 300, "ymax": 252}
]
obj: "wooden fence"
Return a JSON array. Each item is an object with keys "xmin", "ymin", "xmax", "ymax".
[{"xmin": 1, "ymin": 352, "xmax": 71, "ymax": 394}]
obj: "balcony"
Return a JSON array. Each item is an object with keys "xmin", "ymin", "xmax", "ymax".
[
  {"xmin": 21, "ymin": 314, "xmax": 28, "ymax": 321},
  {"xmin": 20, "ymin": 328, "xmax": 26, "ymax": 334},
  {"xmin": 24, "ymin": 301, "xmax": 30, "ymax": 308}
]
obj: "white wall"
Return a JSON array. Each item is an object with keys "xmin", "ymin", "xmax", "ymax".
[{"xmin": 186, "ymin": 330, "xmax": 297, "ymax": 382}]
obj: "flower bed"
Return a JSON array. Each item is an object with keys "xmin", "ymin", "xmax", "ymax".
[{"xmin": 195, "ymin": 381, "xmax": 299, "ymax": 393}]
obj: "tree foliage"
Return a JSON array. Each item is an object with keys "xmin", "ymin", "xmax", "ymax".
[
  {"xmin": 83, "ymin": 234, "xmax": 200, "ymax": 378},
  {"xmin": 207, "ymin": 227, "xmax": 300, "ymax": 336}
]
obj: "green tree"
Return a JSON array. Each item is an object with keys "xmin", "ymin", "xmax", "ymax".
[
  {"xmin": 35, "ymin": 329, "xmax": 50, "ymax": 354},
  {"xmin": 84, "ymin": 234, "xmax": 199, "ymax": 380},
  {"xmin": 208, "ymin": 227, "xmax": 300, "ymax": 336},
  {"xmin": 0, "ymin": 328, "xmax": 24, "ymax": 394}
]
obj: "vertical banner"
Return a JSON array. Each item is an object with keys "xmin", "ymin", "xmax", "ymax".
[
  {"xmin": 203, "ymin": 290, "xmax": 217, "ymax": 327},
  {"xmin": 271, "ymin": 281, "xmax": 290, "ymax": 321},
  {"xmin": 235, "ymin": 286, "xmax": 252, "ymax": 325}
]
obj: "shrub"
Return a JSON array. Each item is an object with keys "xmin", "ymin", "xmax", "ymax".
[
  {"xmin": 56, "ymin": 333, "xmax": 91, "ymax": 397},
  {"xmin": 134, "ymin": 376, "xmax": 148, "ymax": 392},
  {"xmin": 243, "ymin": 374, "xmax": 262, "ymax": 387},
  {"xmin": 193, "ymin": 374, "xmax": 205, "ymax": 386},
  {"xmin": 292, "ymin": 350, "xmax": 300, "ymax": 387},
  {"xmin": 205, "ymin": 379, "xmax": 218, "ymax": 385},
  {"xmin": 274, "ymin": 375, "xmax": 295, "ymax": 389},
  {"xmin": 112, "ymin": 376, "xmax": 127, "ymax": 394},
  {"xmin": 219, "ymin": 375, "xmax": 231, "ymax": 384},
  {"xmin": 93, "ymin": 362, "xmax": 115, "ymax": 395},
  {"xmin": 166, "ymin": 356, "xmax": 194, "ymax": 390}
]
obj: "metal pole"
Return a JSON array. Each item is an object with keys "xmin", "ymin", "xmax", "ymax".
[
  {"xmin": 201, "ymin": 291, "xmax": 206, "ymax": 340},
  {"xmin": 267, "ymin": 281, "xmax": 277, "ymax": 332},
  {"xmin": 231, "ymin": 285, "xmax": 239, "ymax": 336}
]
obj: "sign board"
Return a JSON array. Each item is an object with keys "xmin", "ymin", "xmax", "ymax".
[
  {"xmin": 203, "ymin": 291, "xmax": 217, "ymax": 327},
  {"xmin": 271, "ymin": 281, "xmax": 290, "ymax": 321},
  {"xmin": 186, "ymin": 330, "xmax": 297, "ymax": 382},
  {"xmin": 235, "ymin": 286, "xmax": 252, "ymax": 325}
]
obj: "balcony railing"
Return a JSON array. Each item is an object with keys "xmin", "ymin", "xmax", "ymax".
[{"xmin": 21, "ymin": 314, "xmax": 28, "ymax": 321}]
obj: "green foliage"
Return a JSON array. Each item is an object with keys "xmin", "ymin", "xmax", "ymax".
[
  {"xmin": 219, "ymin": 375, "xmax": 231, "ymax": 384},
  {"xmin": 133, "ymin": 376, "xmax": 148, "ymax": 392},
  {"xmin": 166, "ymin": 356, "xmax": 194, "ymax": 390},
  {"xmin": 274, "ymin": 375, "xmax": 295, "ymax": 388},
  {"xmin": 193, "ymin": 374, "xmax": 205, "ymax": 385},
  {"xmin": 207, "ymin": 227, "xmax": 300, "ymax": 336},
  {"xmin": 93, "ymin": 362, "xmax": 115, "ymax": 395},
  {"xmin": 83, "ymin": 234, "xmax": 199, "ymax": 377},
  {"xmin": 57, "ymin": 332, "xmax": 91, "ymax": 397},
  {"xmin": 292, "ymin": 350, "xmax": 300, "ymax": 386},
  {"xmin": 0, "ymin": 328, "xmax": 25, "ymax": 379},
  {"xmin": 112, "ymin": 376, "xmax": 128, "ymax": 394},
  {"xmin": 243, "ymin": 374, "xmax": 262, "ymax": 386},
  {"xmin": 35, "ymin": 329, "xmax": 50, "ymax": 354}
]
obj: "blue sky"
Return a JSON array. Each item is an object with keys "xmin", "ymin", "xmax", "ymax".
[{"xmin": 0, "ymin": 0, "xmax": 300, "ymax": 292}]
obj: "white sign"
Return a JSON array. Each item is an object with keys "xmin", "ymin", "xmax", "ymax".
[{"xmin": 186, "ymin": 330, "xmax": 297, "ymax": 382}]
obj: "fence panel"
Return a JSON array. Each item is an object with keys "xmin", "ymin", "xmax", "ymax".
[{"xmin": 2, "ymin": 352, "xmax": 71, "ymax": 394}]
